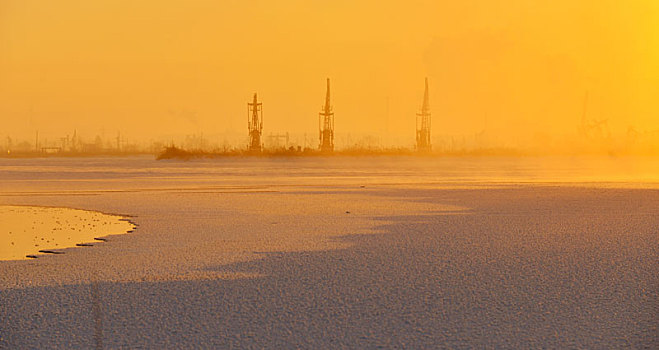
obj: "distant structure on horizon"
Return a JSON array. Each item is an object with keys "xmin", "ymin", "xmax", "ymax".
[
  {"xmin": 247, "ymin": 93, "xmax": 263, "ymax": 152},
  {"xmin": 578, "ymin": 91, "xmax": 610, "ymax": 140},
  {"xmin": 319, "ymin": 78, "xmax": 334, "ymax": 152},
  {"xmin": 416, "ymin": 78, "xmax": 432, "ymax": 152}
]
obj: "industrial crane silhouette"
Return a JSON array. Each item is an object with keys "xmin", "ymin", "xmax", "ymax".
[
  {"xmin": 416, "ymin": 78, "xmax": 432, "ymax": 152},
  {"xmin": 247, "ymin": 93, "xmax": 263, "ymax": 152},
  {"xmin": 578, "ymin": 91, "xmax": 610, "ymax": 140},
  {"xmin": 319, "ymin": 78, "xmax": 334, "ymax": 152}
]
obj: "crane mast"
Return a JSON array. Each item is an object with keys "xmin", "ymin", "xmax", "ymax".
[
  {"xmin": 247, "ymin": 93, "xmax": 263, "ymax": 152},
  {"xmin": 416, "ymin": 78, "xmax": 431, "ymax": 152},
  {"xmin": 319, "ymin": 78, "xmax": 334, "ymax": 152}
]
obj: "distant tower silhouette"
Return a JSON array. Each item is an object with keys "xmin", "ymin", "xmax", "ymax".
[
  {"xmin": 319, "ymin": 78, "xmax": 334, "ymax": 152},
  {"xmin": 247, "ymin": 93, "xmax": 263, "ymax": 152},
  {"xmin": 416, "ymin": 78, "xmax": 431, "ymax": 152}
]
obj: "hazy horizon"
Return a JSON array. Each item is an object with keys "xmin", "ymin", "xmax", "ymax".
[{"xmin": 1, "ymin": 1, "xmax": 658, "ymax": 151}]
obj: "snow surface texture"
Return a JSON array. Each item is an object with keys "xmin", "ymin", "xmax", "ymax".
[{"xmin": 0, "ymin": 156, "xmax": 657, "ymax": 348}]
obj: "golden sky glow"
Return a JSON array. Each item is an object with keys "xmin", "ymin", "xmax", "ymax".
[{"xmin": 1, "ymin": 0, "xmax": 657, "ymax": 146}]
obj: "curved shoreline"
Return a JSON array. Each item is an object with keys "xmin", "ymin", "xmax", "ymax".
[{"xmin": 0, "ymin": 205, "xmax": 136, "ymax": 261}]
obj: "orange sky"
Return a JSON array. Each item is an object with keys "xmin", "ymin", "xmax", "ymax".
[{"xmin": 1, "ymin": 0, "xmax": 657, "ymax": 147}]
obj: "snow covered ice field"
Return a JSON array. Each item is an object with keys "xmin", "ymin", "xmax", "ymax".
[{"xmin": 0, "ymin": 156, "xmax": 657, "ymax": 348}]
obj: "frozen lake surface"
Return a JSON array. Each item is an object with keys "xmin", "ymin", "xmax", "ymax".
[{"xmin": 0, "ymin": 156, "xmax": 657, "ymax": 348}]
